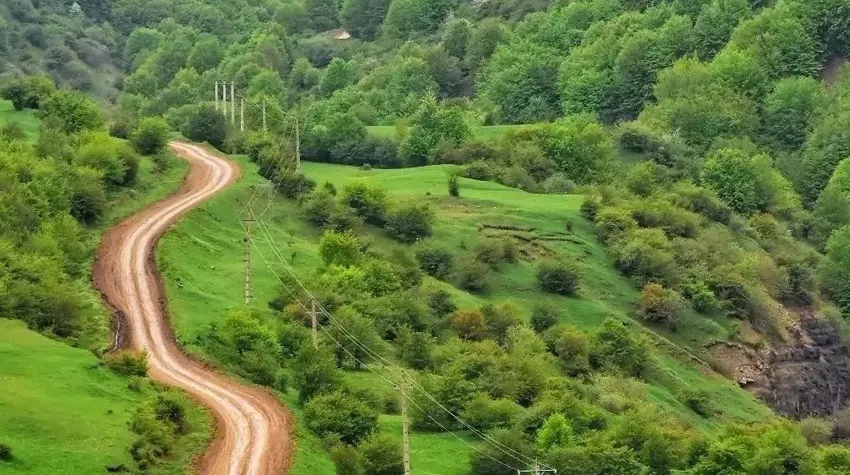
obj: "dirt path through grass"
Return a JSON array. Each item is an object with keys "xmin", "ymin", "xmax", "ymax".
[{"xmin": 93, "ymin": 142, "xmax": 293, "ymax": 475}]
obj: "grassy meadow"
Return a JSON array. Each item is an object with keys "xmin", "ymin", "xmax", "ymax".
[
  {"xmin": 157, "ymin": 154, "xmax": 775, "ymax": 472},
  {"xmin": 0, "ymin": 101, "xmax": 39, "ymax": 139},
  {"xmin": 0, "ymin": 319, "xmax": 210, "ymax": 475}
]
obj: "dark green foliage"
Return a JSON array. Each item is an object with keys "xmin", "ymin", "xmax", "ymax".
[
  {"xmin": 385, "ymin": 203, "xmax": 434, "ymax": 243},
  {"xmin": 822, "ymin": 226, "xmax": 850, "ymax": 315},
  {"xmin": 105, "ymin": 350, "xmax": 149, "ymax": 377},
  {"xmin": 383, "ymin": 0, "xmax": 453, "ymax": 39},
  {"xmin": 293, "ymin": 344, "xmax": 342, "ymax": 403},
  {"xmin": 396, "ymin": 327, "xmax": 432, "ymax": 370},
  {"xmin": 277, "ymin": 172, "xmax": 316, "ymax": 199},
  {"xmin": 330, "ymin": 444, "xmax": 361, "ymax": 474},
  {"xmin": 341, "ymin": 0, "xmax": 390, "ymax": 40},
  {"xmin": 447, "ymin": 172, "xmax": 460, "ymax": 197},
  {"xmin": 470, "ymin": 429, "xmax": 534, "ymax": 475},
  {"xmin": 342, "ymin": 182, "xmax": 388, "ymax": 226},
  {"xmin": 589, "ymin": 318, "xmax": 651, "ymax": 377},
  {"xmin": 680, "ymin": 389, "xmax": 714, "ymax": 417},
  {"xmin": 638, "ymin": 283, "xmax": 685, "ymax": 328},
  {"xmin": 185, "ymin": 105, "xmax": 227, "ymax": 148},
  {"xmin": 536, "ymin": 261, "xmax": 581, "ymax": 296},
  {"xmin": 415, "ymin": 246, "xmax": 454, "ymax": 280},
  {"xmin": 693, "ymin": 0, "xmax": 750, "ymax": 60},
  {"xmin": 131, "ymin": 117, "xmax": 170, "ymax": 155},
  {"xmin": 128, "ymin": 391, "xmax": 191, "ymax": 470},
  {"xmin": 304, "ymin": 390, "xmax": 378, "ymax": 445},
  {"xmin": 305, "ymin": 0, "xmax": 341, "ymax": 31},
  {"xmin": 39, "ymin": 90, "xmax": 104, "ymax": 135},
  {"xmin": 530, "ymin": 303, "xmax": 560, "ymax": 333},
  {"xmin": 358, "ymin": 433, "xmax": 403, "ymax": 475},
  {"xmin": 455, "ymin": 257, "xmax": 490, "ymax": 292},
  {"xmin": 763, "ymin": 77, "xmax": 825, "ymax": 150},
  {"xmin": 0, "ymin": 443, "xmax": 11, "ymax": 461}
]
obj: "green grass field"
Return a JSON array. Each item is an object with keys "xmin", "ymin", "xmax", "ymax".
[
  {"xmin": 367, "ymin": 124, "xmax": 534, "ymax": 141},
  {"xmin": 0, "ymin": 101, "xmax": 40, "ymax": 139},
  {"xmin": 0, "ymin": 319, "xmax": 210, "ymax": 475},
  {"xmin": 156, "ymin": 154, "xmax": 775, "ymax": 472}
]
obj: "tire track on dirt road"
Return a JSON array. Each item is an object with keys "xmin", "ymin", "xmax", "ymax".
[{"xmin": 93, "ymin": 142, "xmax": 292, "ymax": 475}]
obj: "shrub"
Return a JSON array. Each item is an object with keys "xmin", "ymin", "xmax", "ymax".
[
  {"xmin": 293, "ymin": 345, "xmax": 342, "ymax": 403},
  {"xmin": 185, "ymin": 105, "xmax": 227, "ymax": 148},
  {"xmin": 450, "ymin": 309, "xmax": 490, "ymax": 341},
  {"xmin": 70, "ymin": 168, "xmax": 108, "ymax": 224},
  {"xmin": 455, "ymin": 257, "xmax": 490, "ymax": 292},
  {"xmin": 277, "ymin": 172, "xmax": 316, "ymax": 199},
  {"xmin": 589, "ymin": 318, "xmax": 651, "ymax": 378},
  {"xmin": 386, "ymin": 203, "xmax": 434, "ymax": 243},
  {"xmin": 595, "ymin": 207, "xmax": 637, "ymax": 243},
  {"xmin": 638, "ymin": 283, "xmax": 686, "ymax": 328},
  {"xmin": 536, "ymin": 261, "xmax": 581, "ymax": 296},
  {"xmin": 319, "ymin": 231, "xmax": 363, "ymax": 267},
  {"xmin": 448, "ymin": 172, "xmax": 460, "ymax": 197},
  {"xmin": 342, "ymin": 182, "xmax": 388, "ymax": 226},
  {"xmin": 415, "ymin": 246, "xmax": 454, "ymax": 280},
  {"xmin": 679, "ymin": 389, "xmax": 713, "ymax": 417},
  {"xmin": 105, "ymin": 350, "xmax": 149, "ymax": 377},
  {"xmin": 463, "ymin": 160, "xmax": 497, "ymax": 181},
  {"xmin": 304, "ymin": 390, "xmax": 378, "ymax": 445},
  {"xmin": 330, "ymin": 444, "xmax": 361, "ymax": 475},
  {"xmin": 358, "ymin": 433, "xmax": 403, "ymax": 475},
  {"xmin": 798, "ymin": 417, "xmax": 832, "ymax": 446},
  {"xmin": 580, "ymin": 196, "xmax": 601, "ymax": 221},
  {"xmin": 131, "ymin": 117, "xmax": 169, "ymax": 155},
  {"xmin": 530, "ymin": 303, "xmax": 560, "ymax": 333},
  {"xmin": 75, "ymin": 137, "xmax": 128, "ymax": 188},
  {"xmin": 550, "ymin": 326, "xmax": 590, "ymax": 376},
  {"xmin": 462, "ymin": 395, "xmax": 523, "ymax": 431},
  {"xmin": 0, "ymin": 122, "xmax": 25, "ymax": 141},
  {"xmin": 0, "ymin": 443, "xmax": 11, "ymax": 461}
]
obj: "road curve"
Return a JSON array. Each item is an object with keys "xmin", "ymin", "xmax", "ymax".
[{"xmin": 93, "ymin": 142, "xmax": 292, "ymax": 475}]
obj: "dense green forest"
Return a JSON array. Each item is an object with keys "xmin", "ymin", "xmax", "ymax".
[{"xmin": 5, "ymin": 0, "xmax": 850, "ymax": 473}]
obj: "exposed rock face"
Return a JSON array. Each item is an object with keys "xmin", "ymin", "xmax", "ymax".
[
  {"xmin": 708, "ymin": 312, "xmax": 850, "ymax": 418},
  {"xmin": 761, "ymin": 312, "xmax": 850, "ymax": 418}
]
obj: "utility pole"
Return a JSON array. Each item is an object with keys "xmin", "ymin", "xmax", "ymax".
[
  {"xmin": 230, "ymin": 82, "xmax": 236, "ymax": 125},
  {"xmin": 310, "ymin": 299, "xmax": 318, "ymax": 349},
  {"xmin": 243, "ymin": 218, "xmax": 254, "ymax": 305},
  {"xmin": 295, "ymin": 111, "xmax": 301, "ymax": 172},
  {"xmin": 222, "ymin": 81, "xmax": 227, "ymax": 117},
  {"xmin": 517, "ymin": 462, "xmax": 556, "ymax": 475},
  {"xmin": 215, "ymin": 81, "xmax": 220, "ymax": 111},
  {"xmin": 240, "ymin": 96, "xmax": 245, "ymax": 132},
  {"xmin": 262, "ymin": 98, "xmax": 267, "ymax": 133},
  {"xmin": 400, "ymin": 372, "xmax": 412, "ymax": 475}
]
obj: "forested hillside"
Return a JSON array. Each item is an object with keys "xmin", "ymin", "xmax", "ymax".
[{"xmin": 5, "ymin": 0, "xmax": 850, "ymax": 473}]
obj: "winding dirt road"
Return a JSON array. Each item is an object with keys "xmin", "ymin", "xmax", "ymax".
[{"xmin": 93, "ymin": 142, "xmax": 291, "ymax": 475}]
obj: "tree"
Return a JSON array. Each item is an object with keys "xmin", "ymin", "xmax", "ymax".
[
  {"xmin": 188, "ymin": 37, "xmax": 223, "ymax": 72},
  {"xmin": 304, "ymin": 390, "xmax": 378, "ymax": 445},
  {"xmin": 305, "ymin": 0, "xmax": 340, "ymax": 31},
  {"xmin": 589, "ymin": 318, "xmax": 651, "ymax": 377},
  {"xmin": 415, "ymin": 246, "xmax": 454, "ymax": 280},
  {"xmin": 693, "ymin": 0, "xmax": 750, "ymax": 60},
  {"xmin": 399, "ymin": 97, "xmax": 471, "ymax": 166},
  {"xmin": 341, "ymin": 0, "xmax": 391, "ymax": 40},
  {"xmin": 385, "ymin": 203, "xmax": 434, "ymax": 243},
  {"xmin": 450, "ymin": 309, "xmax": 489, "ymax": 341},
  {"xmin": 802, "ymin": 110, "xmax": 850, "ymax": 206},
  {"xmin": 442, "ymin": 19, "xmax": 471, "ymax": 59},
  {"xmin": 763, "ymin": 77, "xmax": 826, "ymax": 149},
  {"xmin": 319, "ymin": 231, "xmax": 363, "ymax": 267},
  {"xmin": 132, "ymin": 117, "xmax": 170, "ymax": 155},
  {"xmin": 823, "ymin": 225, "xmax": 850, "ymax": 315},
  {"xmin": 536, "ymin": 261, "xmax": 581, "ymax": 296},
  {"xmin": 551, "ymin": 326, "xmax": 590, "ymax": 376},
  {"xmin": 319, "ymin": 58, "xmax": 357, "ymax": 97},
  {"xmin": 40, "ymin": 90, "xmax": 104, "ymax": 134},
  {"xmin": 537, "ymin": 413, "xmax": 572, "ymax": 452},
  {"xmin": 382, "ymin": 0, "xmax": 453, "ymax": 39},
  {"xmin": 185, "ymin": 105, "xmax": 227, "ymax": 148},
  {"xmin": 358, "ymin": 433, "xmax": 403, "ymax": 475},
  {"xmin": 470, "ymin": 429, "xmax": 533, "ymax": 475},
  {"xmin": 293, "ymin": 344, "xmax": 342, "ymax": 403},
  {"xmin": 701, "ymin": 148, "xmax": 764, "ymax": 214},
  {"xmin": 530, "ymin": 303, "xmax": 560, "ymax": 333}
]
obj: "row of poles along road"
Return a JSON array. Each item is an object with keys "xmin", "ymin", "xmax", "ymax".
[{"xmin": 212, "ymin": 79, "xmax": 557, "ymax": 475}]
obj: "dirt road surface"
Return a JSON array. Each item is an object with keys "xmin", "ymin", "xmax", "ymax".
[{"xmin": 93, "ymin": 142, "xmax": 292, "ymax": 475}]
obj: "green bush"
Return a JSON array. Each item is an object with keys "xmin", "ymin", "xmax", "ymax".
[
  {"xmin": 131, "ymin": 117, "xmax": 169, "ymax": 155},
  {"xmin": 342, "ymin": 182, "xmax": 388, "ymax": 226},
  {"xmin": 679, "ymin": 389, "xmax": 714, "ymax": 417},
  {"xmin": 330, "ymin": 444, "xmax": 361, "ymax": 475},
  {"xmin": 105, "ymin": 350, "xmax": 149, "ymax": 377},
  {"xmin": 185, "ymin": 105, "xmax": 227, "ymax": 148},
  {"xmin": 319, "ymin": 230, "xmax": 363, "ymax": 267},
  {"xmin": 536, "ymin": 261, "xmax": 581, "ymax": 296},
  {"xmin": 448, "ymin": 172, "xmax": 460, "ymax": 197},
  {"xmin": 638, "ymin": 283, "xmax": 686, "ymax": 328},
  {"xmin": 530, "ymin": 302, "xmax": 560, "ymax": 333},
  {"xmin": 550, "ymin": 325, "xmax": 591, "ymax": 376},
  {"xmin": 386, "ymin": 203, "xmax": 434, "ymax": 243},
  {"xmin": 415, "ymin": 246, "xmax": 454, "ymax": 280},
  {"xmin": 304, "ymin": 390, "xmax": 378, "ymax": 445},
  {"xmin": 462, "ymin": 395, "xmax": 523, "ymax": 431},
  {"xmin": 0, "ymin": 443, "xmax": 12, "ymax": 461},
  {"xmin": 358, "ymin": 433, "xmax": 404, "ymax": 475},
  {"xmin": 277, "ymin": 172, "xmax": 316, "ymax": 199},
  {"xmin": 580, "ymin": 196, "xmax": 601, "ymax": 221},
  {"xmin": 455, "ymin": 257, "xmax": 490, "ymax": 292},
  {"xmin": 589, "ymin": 318, "xmax": 651, "ymax": 378}
]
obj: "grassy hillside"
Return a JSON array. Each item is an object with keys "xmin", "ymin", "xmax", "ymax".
[
  {"xmin": 0, "ymin": 319, "xmax": 210, "ymax": 475},
  {"xmin": 0, "ymin": 101, "xmax": 38, "ymax": 138},
  {"xmin": 157, "ymin": 154, "xmax": 774, "ymax": 472}
]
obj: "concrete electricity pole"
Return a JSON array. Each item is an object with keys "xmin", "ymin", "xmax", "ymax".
[
  {"xmin": 215, "ymin": 81, "xmax": 220, "ymax": 111},
  {"xmin": 295, "ymin": 112, "xmax": 301, "ymax": 172},
  {"xmin": 230, "ymin": 82, "xmax": 236, "ymax": 125},
  {"xmin": 400, "ymin": 373, "xmax": 412, "ymax": 475},
  {"xmin": 243, "ymin": 218, "xmax": 254, "ymax": 305},
  {"xmin": 222, "ymin": 81, "xmax": 228, "ymax": 117},
  {"xmin": 240, "ymin": 96, "xmax": 245, "ymax": 132},
  {"xmin": 310, "ymin": 300, "xmax": 318, "ymax": 349},
  {"xmin": 262, "ymin": 99, "xmax": 267, "ymax": 133}
]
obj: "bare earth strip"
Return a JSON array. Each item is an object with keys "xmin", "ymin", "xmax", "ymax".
[{"xmin": 93, "ymin": 142, "xmax": 292, "ymax": 475}]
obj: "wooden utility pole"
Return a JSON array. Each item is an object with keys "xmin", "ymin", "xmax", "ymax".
[
  {"xmin": 400, "ymin": 372, "xmax": 412, "ymax": 475},
  {"xmin": 262, "ymin": 99, "xmax": 267, "ymax": 133},
  {"xmin": 222, "ymin": 81, "xmax": 227, "ymax": 117},
  {"xmin": 230, "ymin": 81, "xmax": 236, "ymax": 125},
  {"xmin": 215, "ymin": 81, "xmax": 220, "ymax": 111},
  {"xmin": 243, "ymin": 218, "xmax": 254, "ymax": 305},
  {"xmin": 310, "ymin": 299, "xmax": 318, "ymax": 349},
  {"xmin": 240, "ymin": 96, "xmax": 245, "ymax": 132}
]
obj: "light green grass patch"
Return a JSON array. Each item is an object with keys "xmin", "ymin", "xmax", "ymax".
[
  {"xmin": 0, "ymin": 100, "xmax": 40, "ymax": 139},
  {"xmin": 0, "ymin": 319, "xmax": 210, "ymax": 475}
]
